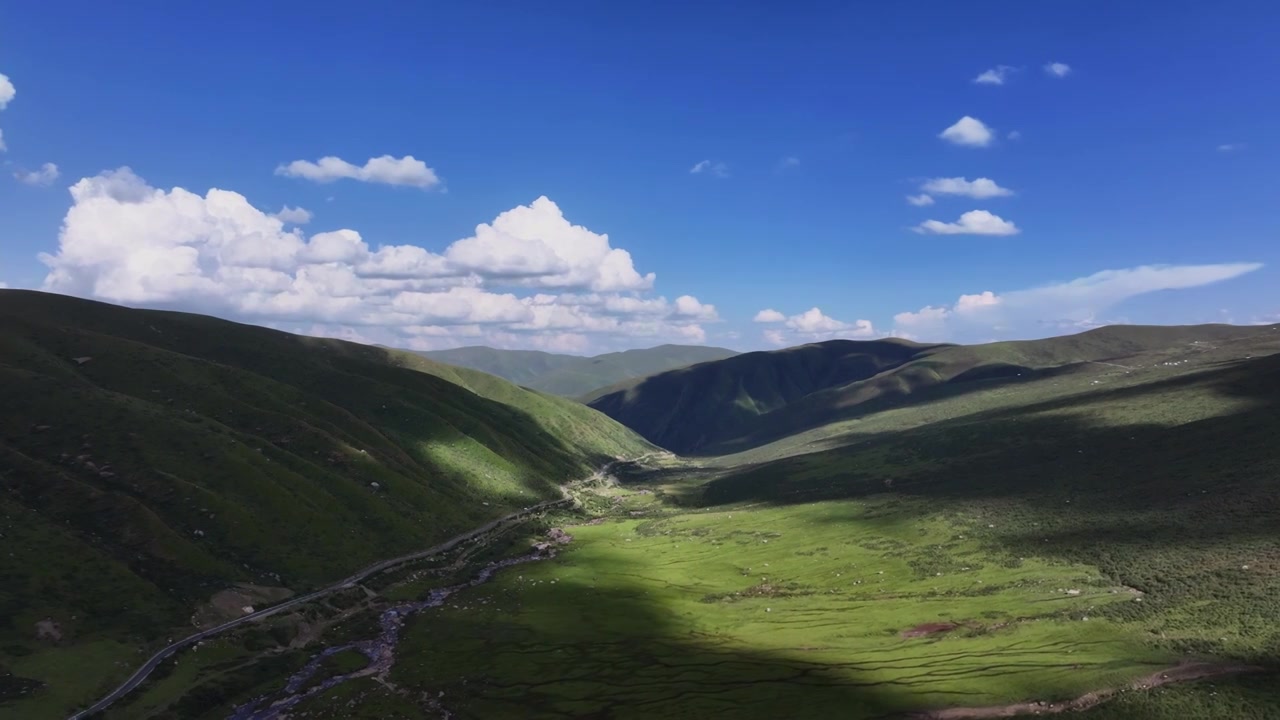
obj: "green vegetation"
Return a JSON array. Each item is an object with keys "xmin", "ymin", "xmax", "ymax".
[
  {"xmin": 418, "ymin": 344, "xmax": 737, "ymax": 398},
  {"xmin": 369, "ymin": 323, "xmax": 1276, "ymax": 718},
  {"xmin": 588, "ymin": 324, "xmax": 1275, "ymax": 455},
  {"xmin": 0, "ymin": 289, "xmax": 650, "ymax": 717},
  {"xmin": 386, "ymin": 498, "xmax": 1170, "ymax": 719},
  {"xmin": 6, "ymin": 290, "xmax": 1279, "ymax": 718}
]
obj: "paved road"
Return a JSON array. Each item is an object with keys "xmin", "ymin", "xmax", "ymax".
[{"xmin": 66, "ymin": 482, "xmax": 590, "ymax": 720}]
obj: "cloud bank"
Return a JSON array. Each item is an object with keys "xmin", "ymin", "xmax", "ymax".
[
  {"xmin": 39, "ymin": 168, "xmax": 714, "ymax": 353},
  {"xmin": 893, "ymin": 263, "xmax": 1263, "ymax": 341}
]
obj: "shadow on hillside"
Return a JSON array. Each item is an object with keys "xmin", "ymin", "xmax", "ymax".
[
  {"xmin": 692, "ymin": 328, "xmax": 1280, "ymax": 458},
  {"xmin": 377, "ymin": 549, "xmax": 1104, "ymax": 720},
  {"xmin": 691, "ymin": 353, "xmax": 1280, "ymax": 562},
  {"xmin": 698, "ymin": 364, "xmax": 1086, "ymax": 457}
]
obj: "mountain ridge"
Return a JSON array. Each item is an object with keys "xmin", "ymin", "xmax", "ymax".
[
  {"xmin": 416, "ymin": 343, "xmax": 739, "ymax": 397},
  {"xmin": 587, "ymin": 323, "xmax": 1277, "ymax": 454}
]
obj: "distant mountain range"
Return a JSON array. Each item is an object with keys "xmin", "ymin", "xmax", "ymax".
[
  {"xmin": 416, "ymin": 344, "xmax": 738, "ymax": 398},
  {"xmin": 587, "ymin": 324, "xmax": 1276, "ymax": 455}
]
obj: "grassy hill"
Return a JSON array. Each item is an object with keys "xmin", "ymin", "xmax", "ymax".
[
  {"xmin": 0, "ymin": 289, "xmax": 651, "ymax": 717},
  {"xmin": 50, "ymin": 314, "xmax": 1280, "ymax": 719},
  {"xmin": 220, "ymin": 322, "xmax": 1280, "ymax": 719},
  {"xmin": 588, "ymin": 324, "xmax": 1272, "ymax": 455},
  {"xmin": 417, "ymin": 344, "xmax": 738, "ymax": 398}
]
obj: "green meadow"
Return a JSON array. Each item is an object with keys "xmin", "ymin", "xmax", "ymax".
[{"xmin": 380, "ymin": 496, "xmax": 1170, "ymax": 719}]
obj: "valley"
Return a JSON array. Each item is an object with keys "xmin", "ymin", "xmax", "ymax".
[{"xmin": 3, "ymin": 291, "xmax": 1279, "ymax": 718}]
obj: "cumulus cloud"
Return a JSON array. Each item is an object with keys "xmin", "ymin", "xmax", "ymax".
[
  {"xmin": 276, "ymin": 155, "xmax": 442, "ymax": 189},
  {"xmin": 915, "ymin": 210, "xmax": 1020, "ymax": 236},
  {"xmin": 906, "ymin": 194, "xmax": 935, "ymax": 207},
  {"xmin": 973, "ymin": 65, "xmax": 1016, "ymax": 85},
  {"xmin": 15, "ymin": 162, "xmax": 59, "ymax": 186},
  {"xmin": 0, "ymin": 73, "xmax": 13, "ymax": 109},
  {"xmin": 38, "ymin": 168, "xmax": 713, "ymax": 352},
  {"xmin": 939, "ymin": 116, "xmax": 994, "ymax": 147},
  {"xmin": 760, "ymin": 307, "xmax": 876, "ymax": 346},
  {"xmin": 920, "ymin": 177, "xmax": 1013, "ymax": 199},
  {"xmin": 690, "ymin": 160, "xmax": 729, "ymax": 178},
  {"xmin": 893, "ymin": 263, "xmax": 1263, "ymax": 341},
  {"xmin": 273, "ymin": 205, "xmax": 312, "ymax": 224},
  {"xmin": 1044, "ymin": 62, "xmax": 1072, "ymax": 78}
]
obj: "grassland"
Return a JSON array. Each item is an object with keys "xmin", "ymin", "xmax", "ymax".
[
  {"xmin": 195, "ymin": 323, "xmax": 1279, "ymax": 719},
  {"xmin": 0, "ymin": 290, "xmax": 651, "ymax": 718},
  {"xmin": 7, "ymin": 290, "xmax": 1278, "ymax": 718}
]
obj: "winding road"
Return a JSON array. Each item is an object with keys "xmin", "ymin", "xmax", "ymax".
[{"xmin": 64, "ymin": 469, "xmax": 604, "ymax": 719}]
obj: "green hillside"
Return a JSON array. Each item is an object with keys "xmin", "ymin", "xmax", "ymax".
[
  {"xmin": 200, "ymin": 322, "xmax": 1280, "ymax": 720},
  {"xmin": 588, "ymin": 324, "xmax": 1272, "ymax": 454},
  {"xmin": 0, "ymin": 290, "xmax": 651, "ymax": 717},
  {"xmin": 417, "ymin": 344, "xmax": 738, "ymax": 398}
]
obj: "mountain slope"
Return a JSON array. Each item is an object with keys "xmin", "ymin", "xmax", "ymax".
[
  {"xmin": 588, "ymin": 324, "xmax": 1274, "ymax": 454},
  {"xmin": 417, "ymin": 344, "xmax": 738, "ymax": 397},
  {"xmin": 0, "ymin": 290, "xmax": 651, "ymax": 715},
  {"xmin": 587, "ymin": 338, "xmax": 943, "ymax": 453}
]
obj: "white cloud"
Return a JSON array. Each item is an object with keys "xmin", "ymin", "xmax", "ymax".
[
  {"xmin": 760, "ymin": 307, "xmax": 876, "ymax": 346},
  {"xmin": 915, "ymin": 210, "xmax": 1020, "ymax": 236},
  {"xmin": 0, "ymin": 73, "xmax": 13, "ymax": 109},
  {"xmin": 0, "ymin": 129, "xmax": 6, "ymax": 153},
  {"xmin": 673, "ymin": 294, "xmax": 718, "ymax": 320},
  {"xmin": 276, "ymin": 155, "xmax": 442, "ymax": 189},
  {"xmin": 14, "ymin": 162, "xmax": 59, "ymax": 186},
  {"xmin": 1044, "ymin": 62, "xmax": 1072, "ymax": 78},
  {"xmin": 274, "ymin": 205, "xmax": 312, "ymax": 224},
  {"xmin": 0, "ymin": 281, "xmax": 8, "ymax": 289},
  {"xmin": 973, "ymin": 65, "xmax": 1016, "ymax": 85},
  {"xmin": 906, "ymin": 194, "xmax": 935, "ymax": 207},
  {"xmin": 38, "ymin": 168, "xmax": 712, "ymax": 352},
  {"xmin": 690, "ymin": 160, "xmax": 729, "ymax": 178},
  {"xmin": 778, "ymin": 156, "xmax": 800, "ymax": 170},
  {"xmin": 1007, "ymin": 130, "xmax": 1022, "ymax": 141},
  {"xmin": 1217, "ymin": 143, "xmax": 1245, "ymax": 152},
  {"xmin": 893, "ymin": 263, "xmax": 1263, "ymax": 341},
  {"xmin": 939, "ymin": 116, "xmax": 994, "ymax": 147},
  {"xmin": 920, "ymin": 177, "xmax": 1013, "ymax": 199}
]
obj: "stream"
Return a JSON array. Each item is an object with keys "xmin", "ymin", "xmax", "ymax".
[{"xmin": 227, "ymin": 548, "xmax": 551, "ymax": 720}]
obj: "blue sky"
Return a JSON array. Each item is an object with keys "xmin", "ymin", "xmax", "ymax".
[{"xmin": 1, "ymin": 1, "xmax": 1276, "ymax": 353}]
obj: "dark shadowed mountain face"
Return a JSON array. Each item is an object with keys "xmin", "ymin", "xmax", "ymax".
[
  {"xmin": 587, "ymin": 324, "xmax": 1275, "ymax": 455},
  {"xmin": 587, "ymin": 338, "xmax": 944, "ymax": 454},
  {"xmin": 416, "ymin": 344, "xmax": 739, "ymax": 398}
]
